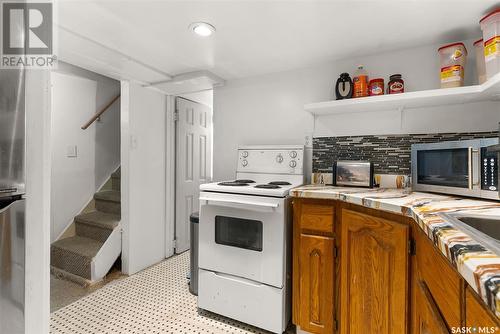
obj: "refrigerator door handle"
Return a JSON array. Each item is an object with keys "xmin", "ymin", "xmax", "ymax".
[{"xmin": 0, "ymin": 188, "xmax": 17, "ymax": 194}]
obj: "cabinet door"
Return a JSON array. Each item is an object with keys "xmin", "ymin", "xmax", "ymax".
[
  {"xmin": 465, "ymin": 287, "xmax": 500, "ymax": 330},
  {"xmin": 340, "ymin": 209, "xmax": 409, "ymax": 334},
  {"xmin": 298, "ymin": 234, "xmax": 335, "ymax": 334},
  {"xmin": 413, "ymin": 226, "xmax": 462, "ymax": 329},
  {"xmin": 413, "ymin": 280, "xmax": 449, "ymax": 334}
]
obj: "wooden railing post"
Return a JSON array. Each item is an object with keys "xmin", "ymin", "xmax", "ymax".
[{"xmin": 81, "ymin": 94, "xmax": 121, "ymax": 130}]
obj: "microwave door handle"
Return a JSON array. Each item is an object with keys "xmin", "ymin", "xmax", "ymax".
[
  {"xmin": 199, "ymin": 197, "xmax": 279, "ymax": 209},
  {"xmin": 468, "ymin": 147, "xmax": 473, "ymax": 189},
  {"xmin": 472, "ymin": 148, "xmax": 481, "ymax": 187},
  {"xmin": 468, "ymin": 147, "xmax": 481, "ymax": 189}
]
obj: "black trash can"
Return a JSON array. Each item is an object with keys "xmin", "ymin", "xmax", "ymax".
[{"xmin": 189, "ymin": 212, "xmax": 199, "ymax": 295}]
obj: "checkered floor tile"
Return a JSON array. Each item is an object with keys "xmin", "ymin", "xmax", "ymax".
[{"xmin": 50, "ymin": 252, "xmax": 291, "ymax": 334}]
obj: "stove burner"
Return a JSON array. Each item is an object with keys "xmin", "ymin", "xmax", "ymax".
[
  {"xmin": 269, "ymin": 181, "xmax": 292, "ymax": 186},
  {"xmin": 218, "ymin": 182, "xmax": 249, "ymax": 187},
  {"xmin": 234, "ymin": 179, "xmax": 256, "ymax": 183},
  {"xmin": 255, "ymin": 184, "xmax": 281, "ymax": 189}
]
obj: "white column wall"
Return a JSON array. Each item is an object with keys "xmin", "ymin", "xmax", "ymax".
[
  {"xmin": 121, "ymin": 82, "xmax": 167, "ymax": 275},
  {"xmin": 25, "ymin": 70, "xmax": 51, "ymax": 334}
]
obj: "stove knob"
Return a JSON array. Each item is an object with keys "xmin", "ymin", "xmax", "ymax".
[
  {"xmin": 242, "ymin": 160, "xmax": 248, "ymax": 167},
  {"xmin": 276, "ymin": 154, "xmax": 284, "ymax": 163},
  {"xmin": 289, "ymin": 160, "xmax": 297, "ymax": 168},
  {"xmin": 290, "ymin": 151, "xmax": 297, "ymax": 158},
  {"xmin": 241, "ymin": 151, "xmax": 249, "ymax": 158}
]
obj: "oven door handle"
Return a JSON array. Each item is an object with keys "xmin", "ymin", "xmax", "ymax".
[
  {"xmin": 212, "ymin": 271, "xmax": 264, "ymax": 288},
  {"xmin": 199, "ymin": 196, "xmax": 280, "ymax": 209}
]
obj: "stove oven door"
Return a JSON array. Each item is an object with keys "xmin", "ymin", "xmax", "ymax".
[{"xmin": 198, "ymin": 191, "xmax": 287, "ymax": 288}]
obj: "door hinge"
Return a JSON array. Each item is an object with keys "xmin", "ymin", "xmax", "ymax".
[
  {"xmin": 334, "ymin": 319, "xmax": 338, "ymax": 331},
  {"xmin": 172, "ymin": 239, "xmax": 177, "ymax": 250},
  {"xmin": 409, "ymin": 238, "xmax": 416, "ymax": 256},
  {"xmin": 333, "ymin": 246, "xmax": 338, "ymax": 258},
  {"xmin": 173, "ymin": 111, "xmax": 179, "ymax": 122}
]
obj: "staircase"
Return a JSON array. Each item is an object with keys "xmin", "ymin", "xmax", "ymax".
[{"xmin": 51, "ymin": 168, "xmax": 122, "ymax": 284}]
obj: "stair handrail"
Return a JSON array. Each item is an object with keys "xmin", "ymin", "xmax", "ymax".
[{"xmin": 81, "ymin": 94, "xmax": 121, "ymax": 130}]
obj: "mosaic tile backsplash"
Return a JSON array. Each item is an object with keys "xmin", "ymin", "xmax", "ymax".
[{"xmin": 313, "ymin": 131, "xmax": 498, "ymax": 174}]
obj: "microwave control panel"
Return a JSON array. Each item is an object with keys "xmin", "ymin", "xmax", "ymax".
[{"xmin": 481, "ymin": 148, "xmax": 498, "ymax": 191}]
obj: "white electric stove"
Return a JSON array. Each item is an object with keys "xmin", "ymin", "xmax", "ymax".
[{"xmin": 198, "ymin": 145, "xmax": 304, "ymax": 334}]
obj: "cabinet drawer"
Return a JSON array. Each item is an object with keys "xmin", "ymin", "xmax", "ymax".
[
  {"xmin": 300, "ymin": 202, "xmax": 335, "ymax": 235},
  {"xmin": 414, "ymin": 226, "xmax": 463, "ymax": 328},
  {"xmin": 466, "ymin": 287, "xmax": 499, "ymax": 329}
]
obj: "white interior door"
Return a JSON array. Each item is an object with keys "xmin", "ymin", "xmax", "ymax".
[{"xmin": 175, "ymin": 97, "xmax": 212, "ymax": 253}]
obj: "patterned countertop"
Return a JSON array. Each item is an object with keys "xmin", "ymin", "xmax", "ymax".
[{"xmin": 291, "ymin": 185, "xmax": 500, "ymax": 319}]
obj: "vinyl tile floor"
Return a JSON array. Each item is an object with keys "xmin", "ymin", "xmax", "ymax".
[
  {"xmin": 50, "ymin": 251, "xmax": 293, "ymax": 334},
  {"xmin": 50, "ymin": 268, "xmax": 126, "ymax": 312}
]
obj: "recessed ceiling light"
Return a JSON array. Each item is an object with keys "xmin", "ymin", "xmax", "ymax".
[{"xmin": 189, "ymin": 22, "xmax": 216, "ymax": 37}]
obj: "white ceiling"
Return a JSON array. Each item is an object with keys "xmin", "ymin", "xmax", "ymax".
[
  {"xmin": 55, "ymin": 0, "xmax": 499, "ymax": 85},
  {"xmin": 179, "ymin": 90, "xmax": 213, "ymax": 107}
]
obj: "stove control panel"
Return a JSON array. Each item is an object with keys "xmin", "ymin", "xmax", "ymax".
[
  {"xmin": 481, "ymin": 147, "xmax": 498, "ymax": 191},
  {"xmin": 237, "ymin": 146, "xmax": 304, "ymax": 174}
]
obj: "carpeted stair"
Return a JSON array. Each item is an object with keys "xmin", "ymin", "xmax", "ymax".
[{"xmin": 51, "ymin": 168, "xmax": 121, "ymax": 282}]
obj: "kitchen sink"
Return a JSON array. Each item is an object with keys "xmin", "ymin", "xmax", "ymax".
[
  {"xmin": 455, "ymin": 216, "xmax": 500, "ymax": 241},
  {"xmin": 440, "ymin": 213, "xmax": 500, "ymax": 255}
]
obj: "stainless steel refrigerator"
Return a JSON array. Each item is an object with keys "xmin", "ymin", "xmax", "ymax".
[{"xmin": 0, "ymin": 69, "xmax": 26, "ymax": 334}]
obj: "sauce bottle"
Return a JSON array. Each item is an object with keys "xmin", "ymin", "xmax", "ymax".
[
  {"xmin": 387, "ymin": 74, "xmax": 404, "ymax": 94},
  {"xmin": 353, "ymin": 65, "xmax": 369, "ymax": 98}
]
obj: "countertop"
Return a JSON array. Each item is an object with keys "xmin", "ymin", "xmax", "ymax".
[{"xmin": 291, "ymin": 185, "xmax": 500, "ymax": 319}]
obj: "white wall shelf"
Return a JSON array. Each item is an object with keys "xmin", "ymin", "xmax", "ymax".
[{"xmin": 305, "ymin": 72, "xmax": 500, "ymax": 116}]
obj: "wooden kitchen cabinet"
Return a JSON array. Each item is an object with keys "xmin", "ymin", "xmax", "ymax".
[
  {"xmin": 298, "ymin": 234, "xmax": 335, "ymax": 333},
  {"xmin": 339, "ymin": 208, "xmax": 409, "ymax": 334},
  {"xmin": 411, "ymin": 221, "xmax": 463, "ymax": 332},
  {"xmin": 293, "ymin": 199, "xmax": 336, "ymax": 334},
  {"xmin": 292, "ymin": 198, "xmax": 500, "ymax": 334},
  {"xmin": 297, "ymin": 200, "xmax": 335, "ymax": 236},
  {"xmin": 412, "ymin": 279, "xmax": 449, "ymax": 334},
  {"xmin": 465, "ymin": 287, "xmax": 500, "ymax": 330}
]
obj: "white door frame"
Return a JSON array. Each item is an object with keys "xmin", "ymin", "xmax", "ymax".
[{"xmin": 165, "ymin": 95, "xmax": 176, "ymax": 258}]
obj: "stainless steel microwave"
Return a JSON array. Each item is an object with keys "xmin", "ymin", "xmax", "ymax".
[{"xmin": 411, "ymin": 138, "xmax": 499, "ymax": 200}]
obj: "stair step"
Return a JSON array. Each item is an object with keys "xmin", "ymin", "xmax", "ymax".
[
  {"xmin": 94, "ymin": 190, "xmax": 121, "ymax": 214},
  {"xmin": 51, "ymin": 266, "xmax": 95, "ymax": 287},
  {"xmin": 111, "ymin": 168, "xmax": 121, "ymax": 191},
  {"xmin": 111, "ymin": 176, "xmax": 120, "ymax": 191},
  {"xmin": 111, "ymin": 168, "xmax": 120, "ymax": 179},
  {"xmin": 75, "ymin": 211, "xmax": 120, "ymax": 242},
  {"xmin": 94, "ymin": 190, "xmax": 120, "ymax": 203},
  {"xmin": 51, "ymin": 236, "xmax": 103, "ymax": 280}
]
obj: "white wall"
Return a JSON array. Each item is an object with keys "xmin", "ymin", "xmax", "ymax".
[
  {"xmin": 55, "ymin": 62, "xmax": 121, "ymax": 190},
  {"xmin": 50, "ymin": 63, "xmax": 121, "ymax": 242},
  {"xmin": 50, "ymin": 73, "xmax": 96, "ymax": 242},
  {"xmin": 121, "ymin": 82, "xmax": 167, "ymax": 275},
  {"xmin": 213, "ymin": 39, "xmax": 500, "ymax": 181},
  {"xmin": 25, "ymin": 70, "xmax": 51, "ymax": 334}
]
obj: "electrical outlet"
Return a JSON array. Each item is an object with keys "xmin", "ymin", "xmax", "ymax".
[
  {"xmin": 304, "ymin": 134, "xmax": 313, "ymax": 148},
  {"xmin": 66, "ymin": 145, "xmax": 77, "ymax": 158}
]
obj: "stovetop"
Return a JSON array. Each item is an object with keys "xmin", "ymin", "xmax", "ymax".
[{"xmin": 200, "ymin": 177, "xmax": 302, "ymax": 198}]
